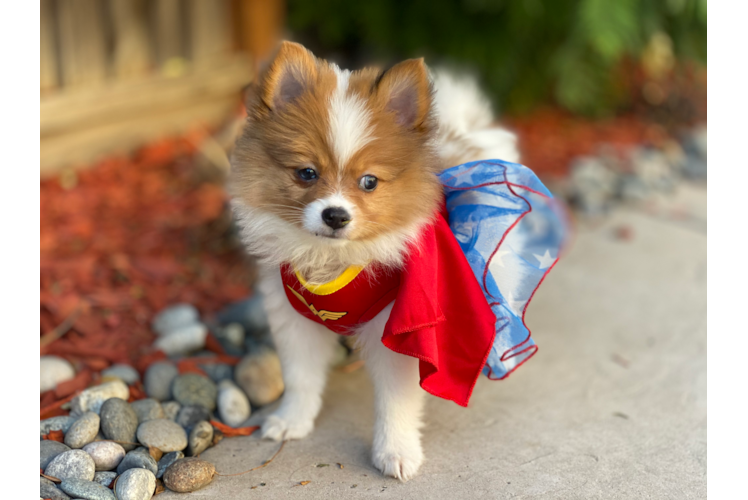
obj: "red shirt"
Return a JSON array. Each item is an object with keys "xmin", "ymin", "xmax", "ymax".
[
  {"xmin": 280, "ymin": 212, "xmax": 497, "ymax": 407},
  {"xmin": 281, "ymin": 264, "xmax": 400, "ymax": 335}
]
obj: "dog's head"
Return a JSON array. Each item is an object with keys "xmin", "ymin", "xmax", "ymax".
[{"xmin": 230, "ymin": 41, "xmax": 442, "ymax": 244}]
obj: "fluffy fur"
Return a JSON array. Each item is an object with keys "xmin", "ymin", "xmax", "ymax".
[{"xmin": 229, "ymin": 41, "xmax": 519, "ymax": 481}]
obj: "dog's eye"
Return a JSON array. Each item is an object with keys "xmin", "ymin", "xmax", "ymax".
[
  {"xmin": 359, "ymin": 175, "xmax": 378, "ymax": 192},
  {"xmin": 296, "ymin": 167, "xmax": 318, "ymax": 182}
]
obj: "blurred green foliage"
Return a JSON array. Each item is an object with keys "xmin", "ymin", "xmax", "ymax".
[{"xmin": 287, "ymin": 0, "xmax": 706, "ymax": 116}]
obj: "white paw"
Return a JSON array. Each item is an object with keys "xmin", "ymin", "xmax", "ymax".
[
  {"xmin": 372, "ymin": 441, "xmax": 424, "ymax": 481},
  {"xmin": 260, "ymin": 414, "xmax": 314, "ymax": 441}
]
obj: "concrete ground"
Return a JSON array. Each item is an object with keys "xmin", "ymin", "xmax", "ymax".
[{"xmin": 165, "ymin": 183, "xmax": 706, "ymax": 499}]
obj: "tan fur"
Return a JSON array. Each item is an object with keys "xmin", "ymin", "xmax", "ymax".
[{"xmin": 230, "ymin": 42, "xmax": 442, "ymax": 278}]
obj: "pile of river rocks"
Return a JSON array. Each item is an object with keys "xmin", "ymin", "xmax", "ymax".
[
  {"xmin": 41, "ymin": 385, "xmax": 220, "ymax": 499},
  {"xmin": 40, "ymin": 297, "xmax": 351, "ymax": 499},
  {"xmin": 561, "ymin": 125, "xmax": 707, "ymax": 216}
]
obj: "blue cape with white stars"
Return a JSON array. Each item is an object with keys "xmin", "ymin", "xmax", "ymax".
[{"xmin": 439, "ymin": 159, "xmax": 567, "ymax": 380}]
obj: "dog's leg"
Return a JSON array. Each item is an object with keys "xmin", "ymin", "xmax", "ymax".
[
  {"xmin": 357, "ymin": 303, "xmax": 425, "ymax": 481},
  {"xmin": 256, "ymin": 269, "xmax": 340, "ymax": 441}
]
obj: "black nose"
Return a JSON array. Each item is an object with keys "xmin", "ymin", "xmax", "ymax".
[{"xmin": 321, "ymin": 207, "xmax": 351, "ymax": 230}]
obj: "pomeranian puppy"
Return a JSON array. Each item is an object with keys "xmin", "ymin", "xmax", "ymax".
[{"xmin": 229, "ymin": 41, "xmax": 518, "ymax": 480}]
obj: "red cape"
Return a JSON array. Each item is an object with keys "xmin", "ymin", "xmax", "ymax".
[
  {"xmin": 382, "ymin": 213, "xmax": 497, "ymax": 406},
  {"xmin": 281, "ymin": 212, "xmax": 497, "ymax": 407}
]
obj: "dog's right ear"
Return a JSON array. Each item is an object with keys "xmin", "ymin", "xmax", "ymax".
[{"xmin": 258, "ymin": 41, "xmax": 318, "ymax": 112}]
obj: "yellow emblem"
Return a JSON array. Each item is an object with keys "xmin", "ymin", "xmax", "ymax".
[{"xmin": 286, "ymin": 285, "xmax": 348, "ymax": 321}]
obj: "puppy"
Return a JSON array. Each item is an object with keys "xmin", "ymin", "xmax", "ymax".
[{"xmin": 229, "ymin": 41, "xmax": 519, "ymax": 481}]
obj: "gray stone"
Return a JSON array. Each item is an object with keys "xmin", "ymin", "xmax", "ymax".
[
  {"xmin": 131, "ymin": 398, "xmax": 164, "ymax": 423},
  {"xmin": 162, "ymin": 401, "xmax": 181, "ymax": 421},
  {"xmin": 187, "ymin": 421, "xmax": 213, "ymax": 457},
  {"xmin": 92, "ymin": 471, "xmax": 117, "ymax": 488},
  {"xmin": 59, "ymin": 478, "xmax": 116, "ymax": 500},
  {"xmin": 41, "ymin": 416, "xmax": 76, "ymax": 436},
  {"xmin": 234, "ymin": 346, "xmax": 284, "ymax": 407},
  {"xmin": 216, "ymin": 296, "xmax": 269, "ymax": 335},
  {"xmin": 64, "ymin": 411, "xmax": 100, "ymax": 449},
  {"xmin": 175, "ymin": 404, "xmax": 211, "ymax": 432},
  {"xmin": 115, "ymin": 468, "xmax": 156, "ymax": 500},
  {"xmin": 154, "ymin": 323, "xmax": 208, "ymax": 356},
  {"xmin": 40, "ymin": 477, "xmax": 70, "ymax": 500},
  {"xmin": 217, "ymin": 380, "xmax": 251, "ymax": 427},
  {"xmin": 136, "ymin": 418, "xmax": 188, "ymax": 453},
  {"xmin": 200, "ymin": 362, "xmax": 233, "ymax": 383},
  {"xmin": 630, "ymin": 147, "xmax": 677, "ymax": 192},
  {"xmin": 41, "ymin": 440, "xmax": 71, "ymax": 469},
  {"xmin": 100, "ymin": 364, "xmax": 139, "ymax": 385},
  {"xmin": 82, "ymin": 441, "xmax": 126, "ymax": 471},
  {"xmin": 569, "ymin": 157, "xmax": 618, "ymax": 215},
  {"xmin": 156, "ymin": 451, "xmax": 184, "ymax": 479},
  {"xmin": 152, "ymin": 303, "xmax": 200, "ymax": 336},
  {"xmin": 171, "ymin": 373, "xmax": 217, "ymax": 410},
  {"xmin": 143, "ymin": 362, "xmax": 178, "ymax": 401},
  {"xmin": 117, "ymin": 447, "xmax": 158, "ymax": 475},
  {"xmin": 217, "ymin": 323, "xmax": 245, "ymax": 348},
  {"xmin": 619, "ymin": 174, "xmax": 649, "ymax": 201},
  {"xmin": 40, "ymin": 356, "xmax": 76, "ymax": 393},
  {"xmin": 45, "ymin": 449, "xmax": 96, "ymax": 481},
  {"xmin": 70, "ymin": 380, "xmax": 129, "ymax": 415},
  {"xmin": 99, "ymin": 398, "xmax": 138, "ymax": 451}
]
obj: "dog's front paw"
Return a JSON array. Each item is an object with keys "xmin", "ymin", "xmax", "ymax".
[
  {"xmin": 372, "ymin": 441, "xmax": 424, "ymax": 481},
  {"xmin": 260, "ymin": 414, "xmax": 314, "ymax": 441}
]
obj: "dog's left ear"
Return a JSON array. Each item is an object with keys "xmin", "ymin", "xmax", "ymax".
[{"xmin": 373, "ymin": 58, "xmax": 433, "ymax": 130}]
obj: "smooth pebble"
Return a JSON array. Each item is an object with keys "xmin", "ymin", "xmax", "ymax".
[
  {"xmin": 171, "ymin": 373, "xmax": 217, "ymax": 410},
  {"xmin": 41, "ymin": 440, "xmax": 71, "ymax": 469},
  {"xmin": 115, "ymin": 468, "xmax": 157, "ymax": 500},
  {"xmin": 64, "ymin": 412, "xmax": 100, "ymax": 449},
  {"xmin": 100, "ymin": 364, "xmax": 139, "ymax": 385},
  {"xmin": 70, "ymin": 380, "xmax": 129, "ymax": 415},
  {"xmin": 100, "ymin": 398, "xmax": 138, "ymax": 451},
  {"xmin": 154, "ymin": 323, "xmax": 208, "ymax": 355},
  {"xmin": 137, "ymin": 419, "xmax": 188, "ymax": 452},
  {"xmin": 131, "ymin": 398, "xmax": 164, "ymax": 423},
  {"xmin": 59, "ymin": 478, "xmax": 116, "ymax": 500},
  {"xmin": 156, "ymin": 451, "xmax": 184, "ymax": 479},
  {"xmin": 40, "ymin": 477, "xmax": 71, "ymax": 500},
  {"xmin": 187, "ymin": 421, "xmax": 213, "ymax": 457},
  {"xmin": 152, "ymin": 303, "xmax": 200, "ymax": 335},
  {"xmin": 41, "ymin": 356, "xmax": 76, "ymax": 393},
  {"xmin": 117, "ymin": 447, "xmax": 158, "ymax": 475},
  {"xmin": 41, "ymin": 416, "xmax": 76, "ymax": 436},
  {"xmin": 143, "ymin": 362, "xmax": 178, "ymax": 401},
  {"xmin": 216, "ymin": 296, "xmax": 269, "ymax": 334},
  {"xmin": 162, "ymin": 401, "xmax": 181, "ymax": 421},
  {"xmin": 175, "ymin": 404, "xmax": 211, "ymax": 432},
  {"xmin": 234, "ymin": 346, "xmax": 284, "ymax": 406},
  {"xmin": 200, "ymin": 363, "xmax": 233, "ymax": 383},
  {"xmin": 163, "ymin": 457, "xmax": 216, "ymax": 493},
  {"xmin": 82, "ymin": 441, "xmax": 126, "ymax": 471},
  {"xmin": 92, "ymin": 471, "xmax": 117, "ymax": 488},
  {"xmin": 45, "ymin": 449, "xmax": 96, "ymax": 481},
  {"xmin": 217, "ymin": 380, "xmax": 251, "ymax": 427},
  {"xmin": 218, "ymin": 323, "xmax": 245, "ymax": 348}
]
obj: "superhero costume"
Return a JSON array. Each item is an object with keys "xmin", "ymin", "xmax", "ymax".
[{"xmin": 280, "ymin": 159, "xmax": 567, "ymax": 407}]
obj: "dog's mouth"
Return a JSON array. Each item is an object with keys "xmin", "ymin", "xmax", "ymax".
[{"xmin": 313, "ymin": 229, "xmax": 349, "ymax": 240}]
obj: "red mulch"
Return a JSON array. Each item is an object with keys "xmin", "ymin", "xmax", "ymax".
[
  {"xmin": 506, "ymin": 109, "xmax": 672, "ymax": 178},
  {"xmin": 40, "ymin": 131, "xmax": 255, "ymax": 415}
]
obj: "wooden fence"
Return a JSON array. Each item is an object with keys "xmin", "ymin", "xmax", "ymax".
[{"xmin": 40, "ymin": 0, "xmax": 284, "ymax": 177}]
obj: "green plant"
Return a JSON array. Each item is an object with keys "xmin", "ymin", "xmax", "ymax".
[{"xmin": 287, "ymin": 0, "xmax": 706, "ymax": 116}]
